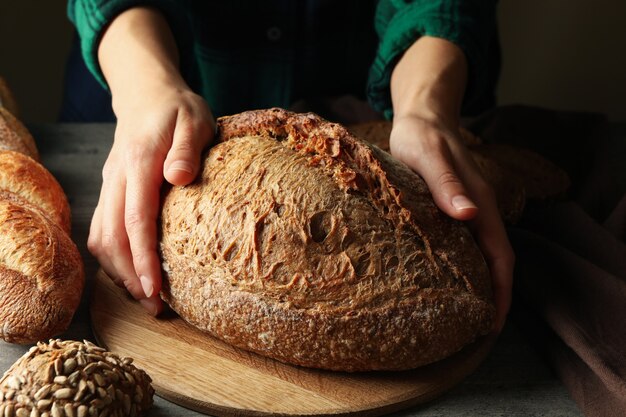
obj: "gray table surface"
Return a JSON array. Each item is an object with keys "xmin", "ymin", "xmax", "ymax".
[{"xmin": 0, "ymin": 123, "xmax": 583, "ymax": 417}]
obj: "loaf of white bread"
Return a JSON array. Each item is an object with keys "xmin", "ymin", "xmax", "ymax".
[{"xmin": 0, "ymin": 80, "xmax": 84, "ymax": 344}]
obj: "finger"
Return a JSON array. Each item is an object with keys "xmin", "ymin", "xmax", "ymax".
[
  {"xmin": 401, "ymin": 139, "xmax": 478, "ymax": 221},
  {"xmin": 88, "ymin": 177, "xmax": 125, "ymax": 288},
  {"xmin": 125, "ymin": 143, "xmax": 165, "ymax": 312},
  {"xmin": 139, "ymin": 296, "xmax": 162, "ymax": 317},
  {"xmin": 470, "ymin": 194, "xmax": 514, "ymax": 332},
  {"xmin": 163, "ymin": 109, "xmax": 213, "ymax": 185},
  {"xmin": 87, "ymin": 193, "xmax": 104, "ymax": 259},
  {"xmin": 489, "ymin": 248, "xmax": 514, "ymax": 332},
  {"xmin": 100, "ymin": 169, "xmax": 146, "ymax": 301}
]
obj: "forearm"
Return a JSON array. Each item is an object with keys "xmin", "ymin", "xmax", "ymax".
[
  {"xmin": 98, "ymin": 7, "xmax": 185, "ymax": 113},
  {"xmin": 390, "ymin": 36, "xmax": 467, "ymax": 127}
]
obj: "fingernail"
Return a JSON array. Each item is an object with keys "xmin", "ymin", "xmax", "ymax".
[
  {"xmin": 139, "ymin": 297, "xmax": 159, "ymax": 316},
  {"xmin": 168, "ymin": 161, "xmax": 193, "ymax": 175},
  {"xmin": 139, "ymin": 275, "xmax": 153, "ymax": 298},
  {"xmin": 452, "ymin": 195, "xmax": 477, "ymax": 211}
]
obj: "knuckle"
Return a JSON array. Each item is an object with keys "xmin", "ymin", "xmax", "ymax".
[
  {"xmin": 125, "ymin": 208, "xmax": 146, "ymax": 232},
  {"xmin": 101, "ymin": 160, "xmax": 116, "ymax": 182},
  {"xmin": 131, "ymin": 249, "xmax": 151, "ymax": 269},
  {"xmin": 87, "ymin": 236, "xmax": 100, "ymax": 256},
  {"xmin": 125, "ymin": 143, "xmax": 151, "ymax": 165},
  {"xmin": 436, "ymin": 170, "xmax": 463, "ymax": 189},
  {"xmin": 172, "ymin": 137, "xmax": 196, "ymax": 155},
  {"xmin": 122, "ymin": 278, "xmax": 144, "ymax": 300},
  {"xmin": 100, "ymin": 232, "xmax": 120, "ymax": 255}
]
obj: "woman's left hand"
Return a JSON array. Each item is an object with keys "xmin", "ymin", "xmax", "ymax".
[
  {"xmin": 390, "ymin": 36, "xmax": 514, "ymax": 332},
  {"xmin": 390, "ymin": 113, "xmax": 514, "ymax": 332}
]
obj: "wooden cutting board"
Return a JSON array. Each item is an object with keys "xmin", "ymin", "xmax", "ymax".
[{"xmin": 90, "ymin": 269, "xmax": 496, "ymax": 416}]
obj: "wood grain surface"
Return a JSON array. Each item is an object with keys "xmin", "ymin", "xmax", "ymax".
[{"xmin": 91, "ymin": 269, "xmax": 497, "ymax": 417}]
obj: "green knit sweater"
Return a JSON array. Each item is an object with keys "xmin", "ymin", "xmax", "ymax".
[{"xmin": 68, "ymin": 0, "xmax": 499, "ymax": 119}]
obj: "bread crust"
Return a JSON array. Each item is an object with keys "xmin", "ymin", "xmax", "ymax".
[
  {"xmin": 0, "ymin": 150, "xmax": 71, "ymax": 233},
  {"xmin": 0, "ymin": 194, "xmax": 83, "ymax": 344},
  {"xmin": 0, "ymin": 76, "xmax": 19, "ymax": 117},
  {"xmin": 159, "ymin": 108, "xmax": 494, "ymax": 371},
  {"xmin": 0, "ymin": 107, "xmax": 39, "ymax": 160}
]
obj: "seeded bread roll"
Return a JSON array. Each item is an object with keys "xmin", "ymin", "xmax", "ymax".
[
  {"xmin": 0, "ymin": 339, "xmax": 153, "ymax": 416},
  {"xmin": 0, "ymin": 109, "xmax": 83, "ymax": 344},
  {"xmin": 0, "ymin": 77, "xmax": 19, "ymax": 117},
  {"xmin": 159, "ymin": 108, "xmax": 494, "ymax": 371}
]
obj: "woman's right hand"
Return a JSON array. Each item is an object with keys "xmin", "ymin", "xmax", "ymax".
[
  {"xmin": 86, "ymin": 7, "xmax": 214, "ymax": 315},
  {"xmin": 88, "ymin": 81, "xmax": 214, "ymax": 316}
]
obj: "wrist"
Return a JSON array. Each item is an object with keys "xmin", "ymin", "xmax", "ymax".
[
  {"xmin": 98, "ymin": 7, "xmax": 185, "ymax": 110},
  {"xmin": 391, "ymin": 36, "xmax": 467, "ymax": 127}
]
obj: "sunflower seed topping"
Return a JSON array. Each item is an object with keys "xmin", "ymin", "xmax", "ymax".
[
  {"xmin": 53, "ymin": 377, "xmax": 67, "ymax": 386},
  {"xmin": 34, "ymin": 385, "xmax": 52, "ymax": 401},
  {"xmin": 63, "ymin": 404, "xmax": 74, "ymax": 417},
  {"xmin": 53, "ymin": 388, "xmax": 74, "ymax": 400},
  {"xmin": 2, "ymin": 340, "xmax": 153, "ymax": 417},
  {"xmin": 76, "ymin": 406, "xmax": 87, "ymax": 417}
]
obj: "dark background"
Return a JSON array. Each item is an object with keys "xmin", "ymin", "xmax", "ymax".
[{"xmin": 1, "ymin": 0, "xmax": 624, "ymax": 123}]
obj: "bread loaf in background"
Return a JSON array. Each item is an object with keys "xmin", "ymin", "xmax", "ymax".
[
  {"xmin": 0, "ymin": 77, "xmax": 19, "ymax": 117},
  {"xmin": 0, "ymin": 107, "xmax": 39, "ymax": 161},
  {"xmin": 0, "ymin": 81, "xmax": 84, "ymax": 344},
  {"xmin": 159, "ymin": 108, "xmax": 494, "ymax": 372},
  {"xmin": 348, "ymin": 120, "xmax": 570, "ymax": 224}
]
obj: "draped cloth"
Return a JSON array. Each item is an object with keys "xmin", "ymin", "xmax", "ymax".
[{"xmin": 469, "ymin": 105, "xmax": 626, "ymax": 416}]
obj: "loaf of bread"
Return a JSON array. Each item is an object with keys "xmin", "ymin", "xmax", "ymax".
[
  {"xmin": 0, "ymin": 76, "xmax": 19, "ymax": 117},
  {"xmin": 0, "ymin": 339, "xmax": 153, "ymax": 416},
  {"xmin": 0, "ymin": 96, "xmax": 84, "ymax": 344},
  {"xmin": 0, "ymin": 108, "xmax": 38, "ymax": 161},
  {"xmin": 159, "ymin": 108, "xmax": 494, "ymax": 371}
]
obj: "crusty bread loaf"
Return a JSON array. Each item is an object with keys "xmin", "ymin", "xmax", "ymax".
[
  {"xmin": 0, "ymin": 76, "xmax": 19, "ymax": 117},
  {"xmin": 469, "ymin": 152, "xmax": 526, "ymax": 224},
  {"xmin": 0, "ymin": 104, "xmax": 83, "ymax": 344},
  {"xmin": 0, "ymin": 339, "xmax": 154, "ymax": 416},
  {"xmin": 159, "ymin": 108, "xmax": 494, "ymax": 371},
  {"xmin": 0, "ymin": 151, "xmax": 71, "ymax": 233},
  {"xmin": 0, "ymin": 107, "xmax": 38, "ymax": 161},
  {"xmin": 471, "ymin": 144, "xmax": 570, "ymax": 200}
]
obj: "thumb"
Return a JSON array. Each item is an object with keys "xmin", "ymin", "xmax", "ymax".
[
  {"xmin": 424, "ymin": 166, "xmax": 478, "ymax": 220},
  {"xmin": 414, "ymin": 150, "xmax": 478, "ymax": 221},
  {"xmin": 164, "ymin": 111, "xmax": 214, "ymax": 185}
]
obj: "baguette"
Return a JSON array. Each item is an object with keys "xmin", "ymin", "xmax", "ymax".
[
  {"xmin": 159, "ymin": 108, "xmax": 494, "ymax": 371},
  {"xmin": 0, "ymin": 90, "xmax": 84, "ymax": 344}
]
